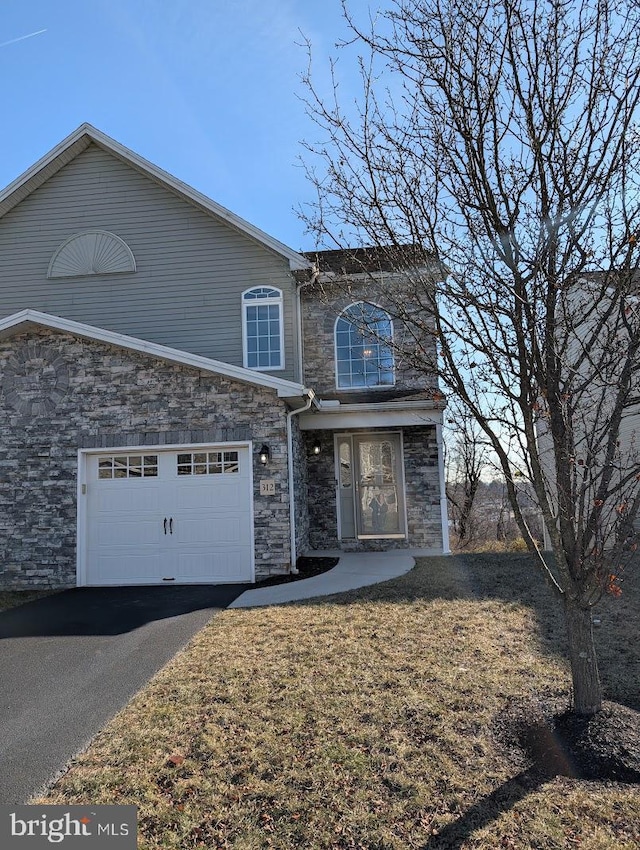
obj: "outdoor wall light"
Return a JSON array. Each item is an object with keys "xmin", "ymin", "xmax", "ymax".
[
  {"xmin": 312, "ymin": 440, "xmax": 322, "ymax": 456},
  {"xmin": 259, "ymin": 444, "xmax": 270, "ymax": 465}
]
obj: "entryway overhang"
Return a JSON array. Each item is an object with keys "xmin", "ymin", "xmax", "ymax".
[{"xmin": 298, "ymin": 399, "xmax": 445, "ymax": 430}]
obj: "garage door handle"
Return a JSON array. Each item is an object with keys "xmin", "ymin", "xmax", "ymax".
[
  {"xmin": 169, "ymin": 517, "xmax": 173, "ymax": 534},
  {"xmin": 164, "ymin": 517, "xmax": 168, "ymax": 535}
]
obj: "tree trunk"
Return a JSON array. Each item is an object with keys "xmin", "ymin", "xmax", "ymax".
[
  {"xmin": 564, "ymin": 599, "xmax": 602, "ymax": 715},
  {"xmin": 458, "ymin": 478, "xmax": 479, "ymax": 542}
]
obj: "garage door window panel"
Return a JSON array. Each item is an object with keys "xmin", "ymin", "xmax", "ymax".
[
  {"xmin": 98, "ymin": 455, "xmax": 158, "ymax": 479},
  {"xmin": 177, "ymin": 451, "xmax": 239, "ymax": 475}
]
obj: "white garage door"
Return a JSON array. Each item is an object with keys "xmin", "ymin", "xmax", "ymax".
[{"xmin": 84, "ymin": 446, "xmax": 253, "ymax": 585}]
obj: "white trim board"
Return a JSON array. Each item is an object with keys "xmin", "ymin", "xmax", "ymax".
[{"xmin": 299, "ymin": 406, "xmax": 443, "ymax": 430}]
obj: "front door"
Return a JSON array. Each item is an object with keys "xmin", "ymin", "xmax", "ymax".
[{"xmin": 335, "ymin": 433, "xmax": 407, "ymax": 540}]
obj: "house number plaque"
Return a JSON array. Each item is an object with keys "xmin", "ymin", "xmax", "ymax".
[{"xmin": 260, "ymin": 479, "xmax": 276, "ymax": 496}]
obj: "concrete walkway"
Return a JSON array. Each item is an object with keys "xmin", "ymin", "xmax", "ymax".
[{"xmin": 229, "ymin": 549, "xmax": 440, "ymax": 608}]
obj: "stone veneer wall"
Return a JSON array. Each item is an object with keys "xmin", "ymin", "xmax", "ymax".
[
  {"xmin": 290, "ymin": 415, "xmax": 310, "ymax": 560},
  {"xmin": 300, "ymin": 280, "xmax": 438, "ymax": 397},
  {"xmin": 305, "ymin": 426, "xmax": 443, "ymax": 552},
  {"xmin": 305, "ymin": 430, "xmax": 339, "ymax": 549},
  {"xmin": 0, "ymin": 329, "xmax": 293, "ymax": 588}
]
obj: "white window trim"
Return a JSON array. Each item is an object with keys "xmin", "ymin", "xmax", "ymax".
[
  {"xmin": 242, "ymin": 286, "xmax": 285, "ymax": 372},
  {"xmin": 334, "ymin": 301, "xmax": 396, "ymax": 390}
]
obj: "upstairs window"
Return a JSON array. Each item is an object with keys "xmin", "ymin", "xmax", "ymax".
[
  {"xmin": 242, "ymin": 287, "xmax": 284, "ymax": 370},
  {"xmin": 335, "ymin": 302, "xmax": 395, "ymax": 389}
]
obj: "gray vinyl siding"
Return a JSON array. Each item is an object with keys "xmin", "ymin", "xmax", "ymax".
[
  {"xmin": 0, "ymin": 144, "xmax": 299, "ymax": 381},
  {"xmin": 619, "ymin": 402, "xmax": 640, "ymax": 473},
  {"xmin": 613, "ymin": 403, "xmax": 640, "ymax": 532}
]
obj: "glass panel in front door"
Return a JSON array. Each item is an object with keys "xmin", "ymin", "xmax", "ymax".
[
  {"xmin": 337, "ymin": 438, "xmax": 356, "ymax": 539},
  {"xmin": 354, "ymin": 434, "xmax": 405, "ymax": 538}
]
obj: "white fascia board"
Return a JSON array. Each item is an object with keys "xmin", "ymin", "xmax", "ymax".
[
  {"xmin": 0, "ymin": 124, "xmax": 87, "ymax": 195},
  {"xmin": 0, "ymin": 309, "xmax": 309, "ymax": 399},
  {"xmin": 299, "ymin": 402, "xmax": 444, "ymax": 430},
  {"xmin": 0, "ymin": 123, "xmax": 312, "ymax": 272},
  {"xmin": 0, "ymin": 128, "xmax": 92, "ymax": 218},
  {"xmin": 85, "ymin": 127, "xmax": 311, "ymax": 271},
  {"xmin": 315, "ymin": 399, "xmax": 446, "ymax": 412}
]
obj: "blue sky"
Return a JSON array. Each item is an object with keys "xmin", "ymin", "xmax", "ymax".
[{"xmin": 0, "ymin": 0, "xmax": 373, "ymax": 252}]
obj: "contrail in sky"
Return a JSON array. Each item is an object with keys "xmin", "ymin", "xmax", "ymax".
[{"xmin": 0, "ymin": 29, "xmax": 47, "ymax": 49}]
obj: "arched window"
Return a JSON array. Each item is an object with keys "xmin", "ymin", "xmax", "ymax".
[
  {"xmin": 335, "ymin": 302, "xmax": 394, "ymax": 389},
  {"xmin": 242, "ymin": 287, "xmax": 284, "ymax": 370}
]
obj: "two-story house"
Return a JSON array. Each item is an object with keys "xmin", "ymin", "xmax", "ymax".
[{"xmin": 0, "ymin": 124, "xmax": 448, "ymax": 589}]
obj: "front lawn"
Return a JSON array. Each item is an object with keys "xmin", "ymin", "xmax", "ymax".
[{"xmin": 34, "ymin": 554, "xmax": 640, "ymax": 849}]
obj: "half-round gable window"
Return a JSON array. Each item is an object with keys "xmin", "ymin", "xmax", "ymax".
[
  {"xmin": 335, "ymin": 302, "xmax": 395, "ymax": 389},
  {"xmin": 48, "ymin": 231, "xmax": 136, "ymax": 279}
]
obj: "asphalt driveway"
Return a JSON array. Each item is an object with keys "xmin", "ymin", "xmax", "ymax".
[{"xmin": 0, "ymin": 584, "xmax": 249, "ymax": 804}]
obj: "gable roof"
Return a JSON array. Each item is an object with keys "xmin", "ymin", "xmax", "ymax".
[
  {"xmin": 0, "ymin": 124, "xmax": 311, "ymax": 272},
  {"xmin": 0, "ymin": 310, "xmax": 312, "ymax": 402}
]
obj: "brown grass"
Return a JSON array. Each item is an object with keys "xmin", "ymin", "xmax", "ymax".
[{"xmin": 33, "ymin": 554, "xmax": 640, "ymax": 849}]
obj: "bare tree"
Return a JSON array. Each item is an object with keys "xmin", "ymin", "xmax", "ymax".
[
  {"xmin": 446, "ymin": 400, "xmax": 487, "ymax": 545},
  {"xmin": 300, "ymin": 0, "xmax": 640, "ymax": 714}
]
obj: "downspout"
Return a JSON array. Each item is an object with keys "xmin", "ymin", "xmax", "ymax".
[
  {"xmin": 286, "ymin": 261, "xmax": 321, "ymax": 573},
  {"xmin": 287, "ymin": 391, "xmax": 315, "ymax": 573},
  {"xmin": 436, "ymin": 422, "xmax": 451, "ymax": 554}
]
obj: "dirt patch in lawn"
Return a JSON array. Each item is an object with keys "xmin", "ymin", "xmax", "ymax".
[{"xmin": 496, "ymin": 698, "xmax": 640, "ymax": 783}]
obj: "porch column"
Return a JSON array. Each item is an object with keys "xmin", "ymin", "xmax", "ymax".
[{"xmin": 436, "ymin": 423, "xmax": 451, "ymax": 553}]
